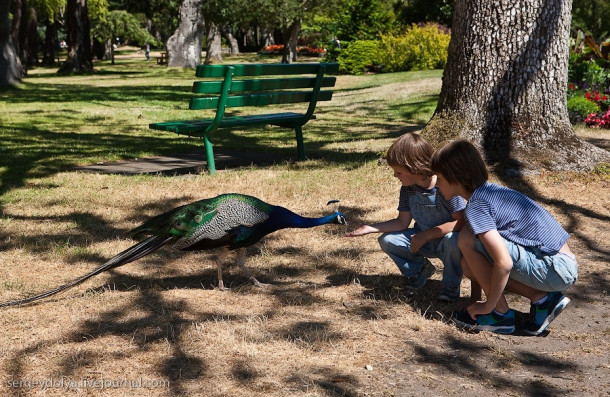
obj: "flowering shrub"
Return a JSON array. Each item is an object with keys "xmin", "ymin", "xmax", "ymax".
[
  {"xmin": 584, "ymin": 90, "xmax": 609, "ymax": 111},
  {"xmin": 567, "ymin": 95, "xmax": 600, "ymax": 123},
  {"xmin": 585, "ymin": 110, "xmax": 610, "ymax": 128},
  {"xmin": 258, "ymin": 44, "xmax": 326, "ymax": 56},
  {"xmin": 259, "ymin": 44, "xmax": 285, "ymax": 54}
]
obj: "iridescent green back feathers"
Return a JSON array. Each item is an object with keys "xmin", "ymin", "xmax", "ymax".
[{"xmin": 130, "ymin": 193, "xmax": 275, "ymax": 246}]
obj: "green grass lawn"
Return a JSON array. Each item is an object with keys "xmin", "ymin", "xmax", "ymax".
[{"xmin": 0, "ymin": 51, "xmax": 443, "ymax": 196}]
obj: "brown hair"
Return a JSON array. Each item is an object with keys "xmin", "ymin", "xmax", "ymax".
[
  {"xmin": 384, "ymin": 133, "xmax": 434, "ymax": 176},
  {"xmin": 430, "ymin": 139, "xmax": 488, "ymax": 194}
]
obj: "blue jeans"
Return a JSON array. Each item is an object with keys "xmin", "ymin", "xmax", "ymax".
[
  {"xmin": 378, "ymin": 229, "xmax": 462, "ymax": 289},
  {"xmin": 473, "ymin": 237, "xmax": 578, "ymax": 292}
]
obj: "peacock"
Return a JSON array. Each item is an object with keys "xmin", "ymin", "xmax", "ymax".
[{"xmin": 0, "ymin": 193, "xmax": 346, "ymax": 308}]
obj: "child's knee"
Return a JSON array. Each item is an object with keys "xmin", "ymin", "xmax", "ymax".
[
  {"xmin": 378, "ymin": 233, "xmax": 392, "ymax": 250},
  {"xmin": 458, "ymin": 229, "xmax": 474, "ymax": 251}
]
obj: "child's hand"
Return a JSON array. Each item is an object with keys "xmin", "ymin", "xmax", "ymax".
[
  {"xmin": 345, "ymin": 225, "xmax": 375, "ymax": 237},
  {"xmin": 467, "ymin": 301, "xmax": 494, "ymax": 320},
  {"xmin": 410, "ymin": 233, "xmax": 428, "ymax": 252}
]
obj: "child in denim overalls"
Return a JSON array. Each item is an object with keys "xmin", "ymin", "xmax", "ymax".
[{"xmin": 346, "ymin": 133, "xmax": 466, "ymax": 302}]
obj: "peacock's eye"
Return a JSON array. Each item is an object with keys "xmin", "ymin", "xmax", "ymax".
[
  {"xmin": 174, "ymin": 222, "xmax": 187, "ymax": 230},
  {"xmin": 194, "ymin": 214, "xmax": 203, "ymax": 223}
]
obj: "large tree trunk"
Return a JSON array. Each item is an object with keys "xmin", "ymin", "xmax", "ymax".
[
  {"xmin": 0, "ymin": 0, "xmax": 23, "ymax": 86},
  {"xmin": 41, "ymin": 18, "xmax": 58, "ymax": 66},
  {"xmin": 423, "ymin": 0, "xmax": 609, "ymax": 172},
  {"xmin": 10, "ymin": 0, "xmax": 27, "ymax": 74},
  {"xmin": 58, "ymin": 0, "xmax": 92, "ymax": 74},
  {"xmin": 204, "ymin": 21, "xmax": 222, "ymax": 64},
  {"xmin": 281, "ymin": 20, "xmax": 300, "ymax": 64},
  {"xmin": 24, "ymin": 5, "xmax": 37, "ymax": 67},
  {"xmin": 167, "ymin": 0, "xmax": 204, "ymax": 68},
  {"xmin": 221, "ymin": 26, "xmax": 239, "ymax": 55}
]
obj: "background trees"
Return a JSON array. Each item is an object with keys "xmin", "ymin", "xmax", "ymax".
[{"xmin": 0, "ymin": 1, "xmax": 22, "ymax": 85}]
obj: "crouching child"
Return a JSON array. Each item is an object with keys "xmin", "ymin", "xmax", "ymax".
[{"xmin": 430, "ymin": 139, "xmax": 577, "ymax": 335}]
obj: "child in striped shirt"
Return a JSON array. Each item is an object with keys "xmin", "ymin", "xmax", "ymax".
[
  {"xmin": 346, "ymin": 133, "xmax": 466, "ymax": 302},
  {"xmin": 430, "ymin": 140, "xmax": 578, "ymax": 335}
]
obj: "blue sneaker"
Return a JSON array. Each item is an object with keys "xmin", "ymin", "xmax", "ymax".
[
  {"xmin": 404, "ymin": 259, "xmax": 436, "ymax": 290},
  {"xmin": 523, "ymin": 292, "xmax": 570, "ymax": 336},
  {"xmin": 453, "ymin": 310, "xmax": 515, "ymax": 335}
]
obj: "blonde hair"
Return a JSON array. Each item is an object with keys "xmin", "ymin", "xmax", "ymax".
[{"xmin": 384, "ymin": 133, "xmax": 434, "ymax": 176}]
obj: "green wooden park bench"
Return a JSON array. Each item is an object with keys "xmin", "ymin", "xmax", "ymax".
[{"xmin": 149, "ymin": 62, "xmax": 339, "ymax": 174}]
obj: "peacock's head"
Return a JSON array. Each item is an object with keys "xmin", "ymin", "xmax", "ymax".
[
  {"xmin": 334, "ymin": 212, "xmax": 347, "ymax": 225},
  {"xmin": 326, "ymin": 200, "xmax": 346, "ymax": 224}
]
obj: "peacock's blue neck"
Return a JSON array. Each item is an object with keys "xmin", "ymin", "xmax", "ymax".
[{"xmin": 269, "ymin": 207, "xmax": 339, "ymax": 230}]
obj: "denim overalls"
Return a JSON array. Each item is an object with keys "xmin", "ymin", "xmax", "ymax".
[{"xmin": 378, "ymin": 187, "xmax": 462, "ymax": 290}]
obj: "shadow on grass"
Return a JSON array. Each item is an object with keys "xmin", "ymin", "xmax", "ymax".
[{"xmin": 1, "ymin": 200, "xmax": 596, "ymax": 395}]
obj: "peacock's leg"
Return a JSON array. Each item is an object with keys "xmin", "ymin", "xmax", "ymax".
[
  {"xmin": 235, "ymin": 248, "xmax": 269, "ymax": 287},
  {"xmin": 215, "ymin": 248, "xmax": 230, "ymax": 290}
]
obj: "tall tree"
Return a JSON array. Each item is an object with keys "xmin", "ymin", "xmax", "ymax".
[
  {"xmin": 33, "ymin": 0, "xmax": 68, "ymax": 66},
  {"xmin": 204, "ymin": 21, "xmax": 222, "ymax": 64},
  {"xmin": 166, "ymin": 0, "xmax": 204, "ymax": 67},
  {"xmin": 58, "ymin": 0, "xmax": 93, "ymax": 73},
  {"xmin": 423, "ymin": 0, "xmax": 609, "ymax": 172},
  {"xmin": 0, "ymin": 0, "xmax": 23, "ymax": 86}
]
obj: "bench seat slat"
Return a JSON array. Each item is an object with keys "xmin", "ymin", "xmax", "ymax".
[
  {"xmin": 150, "ymin": 112, "xmax": 313, "ymax": 134},
  {"xmin": 192, "ymin": 77, "xmax": 336, "ymax": 94},
  {"xmin": 195, "ymin": 63, "xmax": 339, "ymax": 78},
  {"xmin": 189, "ymin": 90, "xmax": 333, "ymax": 110}
]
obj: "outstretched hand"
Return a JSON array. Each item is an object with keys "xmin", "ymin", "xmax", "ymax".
[{"xmin": 345, "ymin": 225, "xmax": 377, "ymax": 237}]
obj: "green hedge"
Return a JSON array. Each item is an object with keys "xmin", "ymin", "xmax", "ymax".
[
  {"xmin": 379, "ymin": 24, "xmax": 450, "ymax": 72},
  {"xmin": 337, "ymin": 40, "xmax": 380, "ymax": 75},
  {"xmin": 336, "ymin": 24, "xmax": 450, "ymax": 75}
]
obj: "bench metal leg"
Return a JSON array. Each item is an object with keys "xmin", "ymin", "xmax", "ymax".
[
  {"xmin": 203, "ymin": 134, "xmax": 216, "ymax": 175},
  {"xmin": 295, "ymin": 125, "xmax": 305, "ymax": 161}
]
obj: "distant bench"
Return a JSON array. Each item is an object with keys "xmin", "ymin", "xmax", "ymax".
[
  {"xmin": 149, "ymin": 62, "xmax": 338, "ymax": 174},
  {"xmin": 156, "ymin": 52, "xmax": 167, "ymax": 65}
]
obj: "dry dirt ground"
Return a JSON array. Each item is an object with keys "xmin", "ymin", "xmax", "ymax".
[{"xmin": 0, "ymin": 131, "xmax": 608, "ymax": 397}]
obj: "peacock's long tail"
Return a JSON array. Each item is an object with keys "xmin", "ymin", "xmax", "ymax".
[{"xmin": 0, "ymin": 236, "xmax": 173, "ymax": 308}]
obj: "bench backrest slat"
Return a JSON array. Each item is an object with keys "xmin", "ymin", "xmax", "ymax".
[
  {"xmin": 190, "ymin": 91, "xmax": 334, "ymax": 110},
  {"xmin": 192, "ymin": 76, "xmax": 336, "ymax": 94},
  {"xmin": 195, "ymin": 63, "xmax": 339, "ymax": 78}
]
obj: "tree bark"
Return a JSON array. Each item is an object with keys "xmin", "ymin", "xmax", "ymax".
[
  {"xmin": 221, "ymin": 26, "xmax": 239, "ymax": 54},
  {"xmin": 24, "ymin": 5, "xmax": 37, "ymax": 67},
  {"xmin": 167, "ymin": 0, "xmax": 204, "ymax": 68},
  {"xmin": 42, "ymin": 18, "xmax": 58, "ymax": 66},
  {"xmin": 281, "ymin": 20, "xmax": 300, "ymax": 64},
  {"xmin": 58, "ymin": 0, "xmax": 93, "ymax": 74},
  {"xmin": 0, "ymin": 0, "xmax": 22, "ymax": 86},
  {"xmin": 204, "ymin": 21, "xmax": 222, "ymax": 64},
  {"xmin": 423, "ymin": 0, "xmax": 609, "ymax": 172}
]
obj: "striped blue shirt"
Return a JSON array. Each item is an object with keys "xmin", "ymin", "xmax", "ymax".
[
  {"xmin": 466, "ymin": 182, "xmax": 569, "ymax": 254},
  {"xmin": 398, "ymin": 185, "xmax": 465, "ymax": 214}
]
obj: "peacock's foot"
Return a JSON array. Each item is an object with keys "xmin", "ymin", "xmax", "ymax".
[
  {"xmin": 251, "ymin": 279, "xmax": 270, "ymax": 288},
  {"xmin": 217, "ymin": 281, "xmax": 230, "ymax": 291}
]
